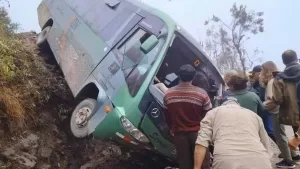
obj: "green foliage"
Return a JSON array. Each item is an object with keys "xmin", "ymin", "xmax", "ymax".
[
  {"xmin": 0, "ymin": 7, "xmax": 68, "ymax": 132},
  {"xmin": 204, "ymin": 3, "xmax": 264, "ymax": 73}
]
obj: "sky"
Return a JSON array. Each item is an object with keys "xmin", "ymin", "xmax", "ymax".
[{"xmin": 7, "ymin": 0, "xmax": 300, "ymax": 70}]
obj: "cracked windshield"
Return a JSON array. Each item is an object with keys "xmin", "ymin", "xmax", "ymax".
[{"xmin": 0, "ymin": 0, "xmax": 299, "ymax": 168}]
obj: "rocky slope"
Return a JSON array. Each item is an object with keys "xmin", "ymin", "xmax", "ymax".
[{"xmin": 0, "ymin": 32, "xmax": 170, "ymax": 169}]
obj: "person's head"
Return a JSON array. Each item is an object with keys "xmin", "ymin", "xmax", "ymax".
[
  {"xmin": 192, "ymin": 71, "xmax": 210, "ymax": 90},
  {"xmin": 224, "ymin": 70, "xmax": 238, "ymax": 85},
  {"xmin": 282, "ymin": 50, "xmax": 298, "ymax": 65},
  {"xmin": 259, "ymin": 61, "xmax": 278, "ymax": 86},
  {"xmin": 227, "ymin": 73, "xmax": 248, "ymax": 91},
  {"xmin": 178, "ymin": 64, "xmax": 196, "ymax": 83},
  {"xmin": 248, "ymin": 74, "xmax": 255, "ymax": 85},
  {"xmin": 249, "ymin": 65, "xmax": 262, "ymax": 80}
]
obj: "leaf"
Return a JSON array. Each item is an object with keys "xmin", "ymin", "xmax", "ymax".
[
  {"xmin": 257, "ymin": 12, "xmax": 264, "ymax": 16},
  {"xmin": 204, "ymin": 20, "xmax": 209, "ymax": 25},
  {"xmin": 259, "ymin": 26, "xmax": 264, "ymax": 32},
  {"xmin": 212, "ymin": 15, "xmax": 220, "ymax": 22}
]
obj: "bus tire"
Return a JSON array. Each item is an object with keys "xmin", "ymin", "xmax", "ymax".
[
  {"xmin": 70, "ymin": 98, "xmax": 96, "ymax": 138},
  {"xmin": 36, "ymin": 26, "xmax": 51, "ymax": 49}
]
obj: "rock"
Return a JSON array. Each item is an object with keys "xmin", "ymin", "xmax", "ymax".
[
  {"xmin": 39, "ymin": 164, "xmax": 51, "ymax": 169},
  {"xmin": 39, "ymin": 147, "xmax": 53, "ymax": 159},
  {"xmin": 18, "ymin": 134, "xmax": 39, "ymax": 156},
  {"xmin": 0, "ymin": 129, "xmax": 4, "ymax": 137},
  {"xmin": 1, "ymin": 147, "xmax": 37, "ymax": 168},
  {"xmin": 101, "ymin": 149, "xmax": 110, "ymax": 157},
  {"xmin": 19, "ymin": 134, "xmax": 39, "ymax": 150}
]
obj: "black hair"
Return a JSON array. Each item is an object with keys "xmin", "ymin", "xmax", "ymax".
[
  {"xmin": 179, "ymin": 64, "xmax": 196, "ymax": 82},
  {"xmin": 282, "ymin": 50, "xmax": 298, "ymax": 65},
  {"xmin": 192, "ymin": 71, "xmax": 210, "ymax": 90}
]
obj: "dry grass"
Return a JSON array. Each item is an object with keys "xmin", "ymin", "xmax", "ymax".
[
  {"xmin": 0, "ymin": 87, "xmax": 25, "ymax": 130},
  {"xmin": 0, "ymin": 31, "xmax": 69, "ymax": 132}
]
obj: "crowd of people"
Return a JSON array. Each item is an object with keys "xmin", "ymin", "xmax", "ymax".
[{"xmin": 161, "ymin": 49, "xmax": 300, "ymax": 169}]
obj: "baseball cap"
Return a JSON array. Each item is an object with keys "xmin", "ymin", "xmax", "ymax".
[{"xmin": 249, "ymin": 65, "xmax": 262, "ymax": 73}]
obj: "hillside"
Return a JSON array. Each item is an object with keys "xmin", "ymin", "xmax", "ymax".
[{"xmin": 0, "ymin": 32, "xmax": 170, "ymax": 169}]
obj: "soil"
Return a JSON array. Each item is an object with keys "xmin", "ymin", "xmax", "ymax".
[{"xmin": 0, "ymin": 32, "xmax": 172, "ymax": 169}]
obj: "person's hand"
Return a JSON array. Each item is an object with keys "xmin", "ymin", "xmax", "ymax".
[
  {"xmin": 154, "ymin": 76, "xmax": 161, "ymax": 83},
  {"xmin": 264, "ymin": 97, "xmax": 278, "ymax": 112},
  {"xmin": 288, "ymin": 137, "xmax": 300, "ymax": 151}
]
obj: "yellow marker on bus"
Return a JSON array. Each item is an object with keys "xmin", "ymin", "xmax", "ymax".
[{"xmin": 194, "ymin": 60, "xmax": 200, "ymax": 67}]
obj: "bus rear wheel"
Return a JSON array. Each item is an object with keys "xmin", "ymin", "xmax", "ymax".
[
  {"xmin": 36, "ymin": 26, "xmax": 52, "ymax": 49},
  {"xmin": 70, "ymin": 98, "xmax": 96, "ymax": 138}
]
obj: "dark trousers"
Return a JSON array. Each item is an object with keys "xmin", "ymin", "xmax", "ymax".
[{"xmin": 173, "ymin": 131, "xmax": 210, "ymax": 169}]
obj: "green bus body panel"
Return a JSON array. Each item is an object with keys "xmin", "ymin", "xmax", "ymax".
[
  {"xmin": 45, "ymin": 0, "xmax": 111, "ymax": 95},
  {"xmin": 139, "ymin": 114, "xmax": 176, "ymax": 159}
]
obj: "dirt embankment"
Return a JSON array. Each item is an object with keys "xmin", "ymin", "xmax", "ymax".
[{"xmin": 0, "ymin": 32, "xmax": 170, "ymax": 169}]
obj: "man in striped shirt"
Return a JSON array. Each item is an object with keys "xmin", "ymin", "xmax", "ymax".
[{"xmin": 163, "ymin": 64, "xmax": 212, "ymax": 169}]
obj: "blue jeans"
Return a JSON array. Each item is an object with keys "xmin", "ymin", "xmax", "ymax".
[{"xmin": 261, "ymin": 110, "xmax": 276, "ymax": 142}]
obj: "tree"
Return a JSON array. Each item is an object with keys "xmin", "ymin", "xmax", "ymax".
[{"xmin": 204, "ymin": 3, "xmax": 264, "ymax": 74}]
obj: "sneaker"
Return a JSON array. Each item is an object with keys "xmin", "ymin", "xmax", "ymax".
[
  {"xmin": 276, "ymin": 160, "xmax": 296, "ymax": 168},
  {"xmin": 292, "ymin": 154, "xmax": 300, "ymax": 161}
]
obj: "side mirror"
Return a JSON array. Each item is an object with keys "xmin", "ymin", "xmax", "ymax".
[{"xmin": 140, "ymin": 35, "xmax": 158, "ymax": 54}]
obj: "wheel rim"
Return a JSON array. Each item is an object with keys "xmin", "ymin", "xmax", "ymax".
[
  {"xmin": 74, "ymin": 107, "xmax": 92, "ymax": 128},
  {"xmin": 37, "ymin": 28, "xmax": 49, "ymax": 43}
]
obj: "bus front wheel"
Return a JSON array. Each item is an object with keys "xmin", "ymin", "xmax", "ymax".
[
  {"xmin": 70, "ymin": 98, "xmax": 96, "ymax": 138},
  {"xmin": 36, "ymin": 26, "xmax": 52, "ymax": 49}
]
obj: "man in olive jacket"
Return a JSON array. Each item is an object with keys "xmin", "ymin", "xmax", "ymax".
[
  {"xmin": 266, "ymin": 50, "xmax": 300, "ymax": 168},
  {"xmin": 270, "ymin": 50, "xmax": 299, "ymax": 127}
]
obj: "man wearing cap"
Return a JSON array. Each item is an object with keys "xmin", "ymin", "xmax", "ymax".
[
  {"xmin": 266, "ymin": 50, "xmax": 300, "ymax": 168},
  {"xmin": 248, "ymin": 66, "xmax": 276, "ymax": 143},
  {"xmin": 250, "ymin": 65, "xmax": 263, "ymax": 96}
]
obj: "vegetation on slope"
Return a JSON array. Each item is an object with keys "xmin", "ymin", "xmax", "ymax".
[{"xmin": 0, "ymin": 7, "xmax": 68, "ymax": 132}]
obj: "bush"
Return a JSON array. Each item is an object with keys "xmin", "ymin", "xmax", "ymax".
[{"xmin": 0, "ymin": 7, "xmax": 69, "ymax": 132}]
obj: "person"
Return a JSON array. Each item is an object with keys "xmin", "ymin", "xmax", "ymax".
[
  {"xmin": 163, "ymin": 64, "xmax": 212, "ymax": 169},
  {"xmin": 223, "ymin": 70, "xmax": 256, "ymax": 97},
  {"xmin": 223, "ymin": 70, "xmax": 238, "ymax": 94},
  {"xmin": 265, "ymin": 50, "xmax": 300, "ymax": 168},
  {"xmin": 249, "ymin": 65, "xmax": 276, "ymax": 144},
  {"xmin": 225, "ymin": 74, "xmax": 265, "ymax": 115},
  {"xmin": 194, "ymin": 97, "xmax": 273, "ymax": 169},
  {"xmin": 249, "ymin": 65, "xmax": 263, "ymax": 95},
  {"xmin": 155, "ymin": 71, "xmax": 211, "ymax": 94},
  {"xmin": 260, "ymin": 61, "xmax": 300, "ymax": 163}
]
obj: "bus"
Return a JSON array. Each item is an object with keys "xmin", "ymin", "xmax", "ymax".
[{"xmin": 37, "ymin": 0, "xmax": 224, "ymax": 160}]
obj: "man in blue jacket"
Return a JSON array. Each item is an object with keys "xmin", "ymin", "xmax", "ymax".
[{"xmin": 250, "ymin": 65, "xmax": 276, "ymax": 143}]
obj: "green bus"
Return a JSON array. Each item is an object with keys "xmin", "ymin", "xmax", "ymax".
[{"xmin": 37, "ymin": 0, "xmax": 224, "ymax": 160}]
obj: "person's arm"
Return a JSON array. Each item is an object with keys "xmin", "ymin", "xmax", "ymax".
[
  {"xmin": 257, "ymin": 95, "xmax": 266, "ymax": 116},
  {"xmin": 194, "ymin": 145, "xmax": 208, "ymax": 169},
  {"xmin": 194, "ymin": 109, "xmax": 214, "ymax": 169},
  {"xmin": 155, "ymin": 83, "xmax": 168, "ymax": 93},
  {"xmin": 264, "ymin": 79, "xmax": 282, "ymax": 111},
  {"xmin": 163, "ymin": 96, "xmax": 172, "ymax": 134},
  {"xmin": 258, "ymin": 117, "xmax": 273, "ymax": 158},
  {"xmin": 272, "ymin": 78, "xmax": 284, "ymax": 105},
  {"xmin": 202, "ymin": 94, "xmax": 213, "ymax": 115}
]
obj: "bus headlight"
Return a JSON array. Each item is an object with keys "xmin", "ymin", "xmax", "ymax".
[{"xmin": 120, "ymin": 116, "xmax": 149, "ymax": 143}]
